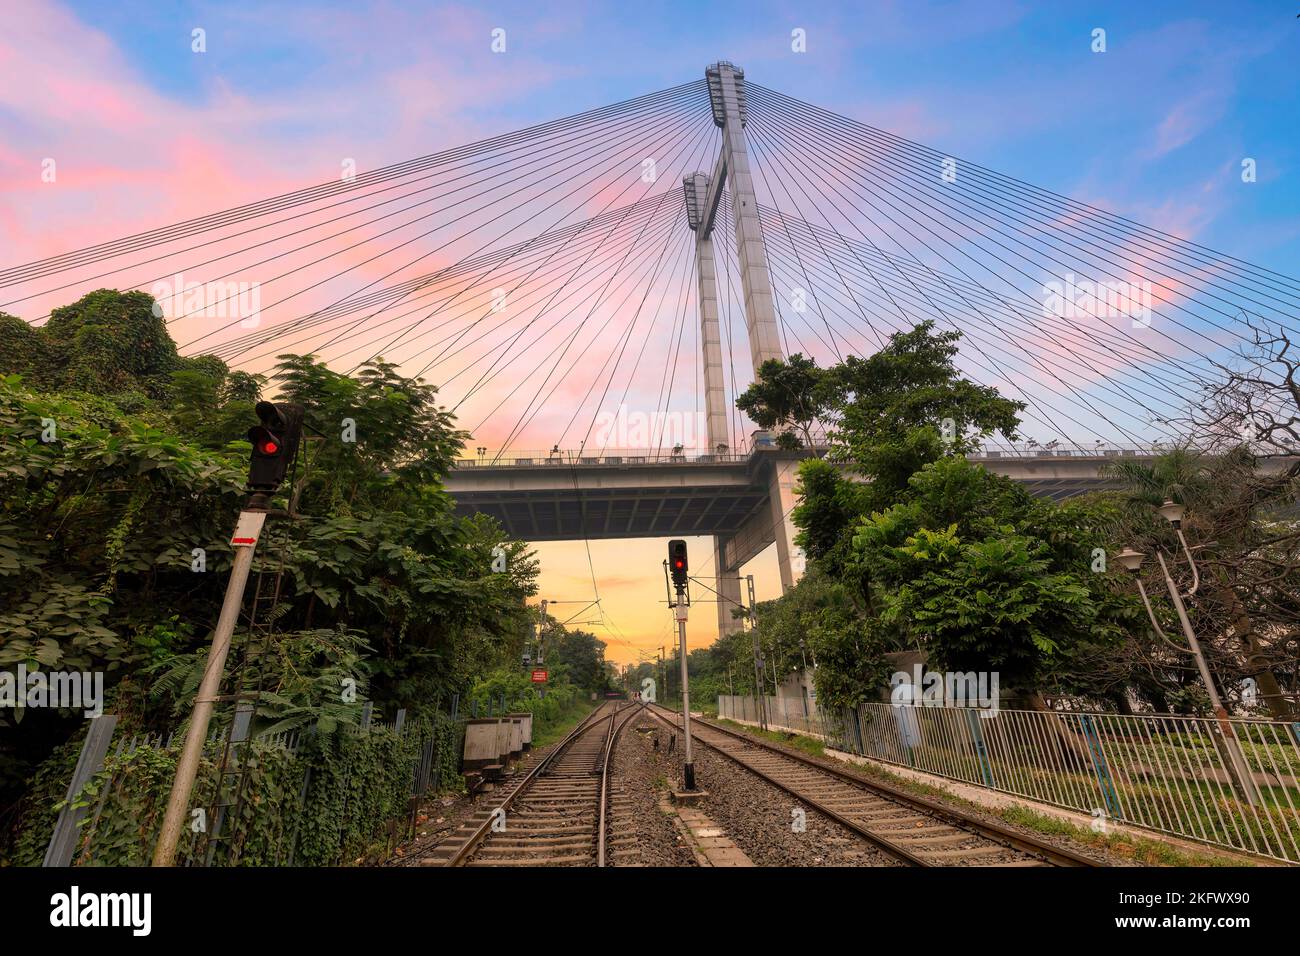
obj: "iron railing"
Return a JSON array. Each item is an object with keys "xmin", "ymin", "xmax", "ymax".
[
  {"xmin": 451, "ymin": 442, "xmax": 1170, "ymax": 469},
  {"xmin": 453, "ymin": 449, "xmax": 756, "ymax": 468},
  {"xmin": 717, "ymin": 695, "xmax": 1300, "ymax": 864}
]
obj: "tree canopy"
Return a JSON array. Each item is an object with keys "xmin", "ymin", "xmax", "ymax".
[{"xmin": 0, "ymin": 290, "xmax": 552, "ymax": 832}]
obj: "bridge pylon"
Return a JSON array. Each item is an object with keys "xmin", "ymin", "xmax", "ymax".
[{"xmin": 685, "ymin": 61, "xmax": 802, "ymax": 635}]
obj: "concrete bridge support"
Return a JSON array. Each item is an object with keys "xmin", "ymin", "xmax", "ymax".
[{"xmin": 685, "ymin": 61, "xmax": 804, "ymax": 632}]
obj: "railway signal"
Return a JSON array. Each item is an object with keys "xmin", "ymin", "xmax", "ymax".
[
  {"xmin": 664, "ymin": 540, "xmax": 698, "ymax": 792},
  {"xmin": 153, "ymin": 402, "xmax": 302, "ymax": 865},
  {"xmin": 668, "ymin": 539, "xmax": 688, "ymax": 592},
  {"xmin": 246, "ymin": 400, "xmax": 304, "ymax": 494}
]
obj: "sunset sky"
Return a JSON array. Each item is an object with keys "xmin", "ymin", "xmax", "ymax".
[{"xmin": 2, "ymin": 0, "xmax": 1298, "ymax": 664}]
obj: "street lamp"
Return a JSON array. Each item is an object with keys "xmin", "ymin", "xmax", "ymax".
[
  {"xmin": 1157, "ymin": 499, "xmax": 1185, "ymax": 527},
  {"xmin": 798, "ymin": 636, "xmax": 818, "ymax": 670},
  {"xmin": 1115, "ymin": 547, "xmax": 1145, "ymax": 572},
  {"xmin": 1119, "ymin": 501, "xmax": 1258, "ymax": 805}
]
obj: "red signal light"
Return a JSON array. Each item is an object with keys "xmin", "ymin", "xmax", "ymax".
[
  {"xmin": 246, "ymin": 402, "xmax": 304, "ymax": 493},
  {"xmin": 668, "ymin": 539, "xmax": 688, "ymax": 592}
]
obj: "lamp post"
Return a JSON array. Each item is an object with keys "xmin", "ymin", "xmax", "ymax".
[{"xmin": 1116, "ymin": 500, "xmax": 1259, "ymax": 806}]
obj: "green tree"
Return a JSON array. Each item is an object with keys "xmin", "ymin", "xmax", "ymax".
[
  {"xmin": 549, "ymin": 627, "xmax": 609, "ymax": 696},
  {"xmin": 825, "ymin": 320, "xmax": 1022, "ymax": 502},
  {"xmin": 736, "ymin": 352, "xmax": 830, "ymax": 449},
  {"xmin": 0, "ymin": 312, "xmax": 541, "ymax": 847},
  {"xmin": 5, "ymin": 290, "xmax": 192, "ymax": 400},
  {"xmin": 848, "ymin": 455, "xmax": 1133, "ymax": 703}
]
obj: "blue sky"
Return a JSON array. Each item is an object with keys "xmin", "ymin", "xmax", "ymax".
[
  {"xmin": 51, "ymin": 0, "xmax": 1300, "ymax": 271},
  {"xmin": 6, "ymin": 0, "xmax": 1299, "ymax": 661}
]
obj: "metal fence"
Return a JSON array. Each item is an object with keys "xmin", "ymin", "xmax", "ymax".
[
  {"xmin": 39, "ymin": 689, "xmax": 567, "ymax": 867},
  {"xmin": 41, "ymin": 697, "xmax": 471, "ymax": 868},
  {"xmin": 718, "ymin": 695, "xmax": 1300, "ymax": 864},
  {"xmin": 720, "ymin": 694, "xmax": 827, "ymax": 737}
]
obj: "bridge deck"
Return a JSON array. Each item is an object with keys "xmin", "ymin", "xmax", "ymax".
[{"xmin": 444, "ymin": 448, "xmax": 1148, "ymax": 543}]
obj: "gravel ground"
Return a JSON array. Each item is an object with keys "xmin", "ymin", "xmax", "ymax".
[
  {"xmin": 711, "ymin": 721, "xmax": 1138, "ymax": 867},
  {"xmin": 612, "ymin": 719, "xmax": 698, "ymax": 867},
  {"xmin": 392, "ymin": 707, "xmax": 697, "ymax": 867},
  {"xmin": 388, "ymin": 750, "xmax": 544, "ymax": 866},
  {"xmin": 655, "ymin": 715, "xmax": 897, "ymax": 866}
]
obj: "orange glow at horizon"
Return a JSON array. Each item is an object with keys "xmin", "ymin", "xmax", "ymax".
[{"xmin": 530, "ymin": 536, "xmax": 782, "ymax": 667}]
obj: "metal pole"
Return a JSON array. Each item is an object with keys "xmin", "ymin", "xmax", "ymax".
[
  {"xmin": 798, "ymin": 641, "xmax": 809, "ymax": 719},
  {"xmin": 660, "ymin": 646, "xmax": 668, "ymax": 705},
  {"xmin": 747, "ymin": 574, "xmax": 767, "ymax": 731},
  {"xmin": 535, "ymin": 598, "xmax": 548, "ymax": 664},
  {"xmin": 1157, "ymin": 553, "xmax": 1260, "ymax": 805},
  {"xmin": 677, "ymin": 613, "xmax": 696, "ymax": 791},
  {"xmin": 153, "ymin": 510, "xmax": 265, "ymax": 866},
  {"xmin": 534, "ymin": 600, "xmax": 550, "ymax": 700}
]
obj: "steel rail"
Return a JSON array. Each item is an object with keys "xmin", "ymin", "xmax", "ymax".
[
  {"xmin": 442, "ymin": 702, "xmax": 618, "ymax": 867},
  {"xmin": 649, "ymin": 704, "xmax": 1098, "ymax": 867},
  {"xmin": 597, "ymin": 702, "xmax": 647, "ymax": 867},
  {"xmin": 643, "ymin": 705, "xmax": 928, "ymax": 864}
]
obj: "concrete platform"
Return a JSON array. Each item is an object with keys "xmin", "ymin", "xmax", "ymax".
[{"xmin": 671, "ymin": 788, "xmax": 709, "ymax": 806}]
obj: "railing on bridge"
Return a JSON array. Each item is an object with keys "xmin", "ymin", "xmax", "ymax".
[
  {"xmin": 967, "ymin": 442, "xmax": 1163, "ymax": 459},
  {"xmin": 453, "ymin": 448, "xmax": 755, "ymax": 468},
  {"xmin": 452, "ymin": 441, "xmax": 1167, "ymax": 469},
  {"xmin": 717, "ymin": 694, "xmax": 1300, "ymax": 864}
]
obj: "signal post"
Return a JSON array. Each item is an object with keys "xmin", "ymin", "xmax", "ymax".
[
  {"xmin": 152, "ymin": 401, "xmax": 304, "ymax": 866},
  {"xmin": 666, "ymin": 540, "xmax": 700, "ymax": 794}
]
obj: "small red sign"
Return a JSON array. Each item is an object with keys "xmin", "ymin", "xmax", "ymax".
[
  {"xmin": 230, "ymin": 511, "xmax": 267, "ymax": 548},
  {"xmin": 531, "ymin": 670, "xmax": 548, "ymax": 683}
]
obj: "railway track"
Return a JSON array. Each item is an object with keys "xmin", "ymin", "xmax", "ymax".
[
  {"xmin": 432, "ymin": 701, "xmax": 643, "ymax": 867},
  {"xmin": 647, "ymin": 704, "xmax": 1099, "ymax": 867}
]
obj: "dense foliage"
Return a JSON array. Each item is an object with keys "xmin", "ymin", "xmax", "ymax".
[
  {"xmin": 0, "ymin": 289, "xmax": 602, "ymax": 863},
  {"xmin": 721, "ymin": 320, "xmax": 1297, "ymax": 716}
]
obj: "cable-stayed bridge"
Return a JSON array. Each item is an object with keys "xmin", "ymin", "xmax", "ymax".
[
  {"xmin": 5, "ymin": 61, "xmax": 1298, "ymax": 638},
  {"xmin": 444, "ymin": 441, "xmax": 1162, "ymax": 574}
]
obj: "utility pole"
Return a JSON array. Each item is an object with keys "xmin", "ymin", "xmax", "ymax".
[
  {"xmin": 676, "ymin": 613, "xmax": 694, "ymax": 789},
  {"xmin": 659, "ymin": 646, "xmax": 667, "ymax": 704},
  {"xmin": 535, "ymin": 598, "xmax": 548, "ymax": 699},
  {"xmin": 747, "ymin": 574, "xmax": 767, "ymax": 731},
  {"xmin": 534, "ymin": 598, "xmax": 549, "ymax": 664},
  {"xmin": 1118, "ymin": 501, "xmax": 1261, "ymax": 806}
]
